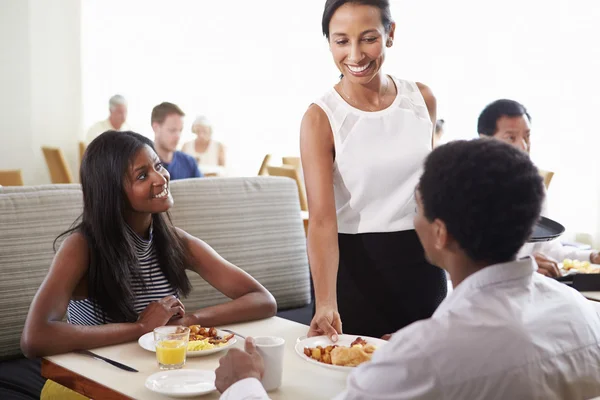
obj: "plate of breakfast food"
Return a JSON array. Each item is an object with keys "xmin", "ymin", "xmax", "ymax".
[
  {"xmin": 139, "ymin": 325, "xmax": 237, "ymax": 357},
  {"xmin": 295, "ymin": 334, "xmax": 386, "ymax": 371},
  {"xmin": 560, "ymin": 259, "xmax": 600, "ymax": 275}
]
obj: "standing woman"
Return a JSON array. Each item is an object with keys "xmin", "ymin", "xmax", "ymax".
[{"xmin": 303, "ymin": 0, "xmax": 447, "ymax": 340}]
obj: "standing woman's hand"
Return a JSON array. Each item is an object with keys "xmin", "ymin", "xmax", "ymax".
[{"xmin": 309, "ymin": 304, "xmax": 342, "ymax": 341}]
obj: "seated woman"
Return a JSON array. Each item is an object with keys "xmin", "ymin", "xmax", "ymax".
[
  {"xmin": 181, "ymin": 116, "xmax": 226, "ymax": 176},
  {"xmin": 21, "ymin": 130, "xmax": 276, "ymax": 359}
]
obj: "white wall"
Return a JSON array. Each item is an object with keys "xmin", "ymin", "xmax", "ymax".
[
  {"xmin": 80, "ymin": 0, "xmax": 337, "ymax": 176},
  {"xmin": 2, "ymin": 0, "xmax": 598, "ymax": 242},
  {"xmin": 80, "ymin": 0, "xmax": 600, "ymax": 240},
  {"xmin": 0, "ymin": 0, "xmax": 82, "ymax": 185},
  {"xmin": 0, "ymin": 0, "xmax": 34, "ymax": 182}
]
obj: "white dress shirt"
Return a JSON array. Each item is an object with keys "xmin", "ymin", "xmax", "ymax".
[
  {"xmin": 221, "ymin": 258, "xmax": 600, "ymax": 400},
  {"xmin": 519, "ymin": 238, "xmax": 594, "ymax": 263},
  {"xmin": 85, "ymin": 119, "xmax": 132, "ymax": 143}
]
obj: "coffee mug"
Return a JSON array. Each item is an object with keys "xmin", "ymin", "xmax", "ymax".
[{"xmin": 253, "ymin": 336, "xmax": 285, "ymax": 391}]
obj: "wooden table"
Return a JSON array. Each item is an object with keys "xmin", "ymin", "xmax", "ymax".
[{"xmin": 43, "ymin": 317, "xmax": 347, "ymax": 399}]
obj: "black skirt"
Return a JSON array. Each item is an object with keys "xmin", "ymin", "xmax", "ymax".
[{"xmin": 336, "ymin": 229, "xmax": 447, "ymax": 338}]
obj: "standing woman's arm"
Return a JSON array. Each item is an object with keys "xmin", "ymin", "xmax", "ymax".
[
  {"xmin": 416, "ymin": 82, "xmax": 437, "ymax": 148},
  {"xmin": 301, "ymin": 104, "xmax": 342, "ymax": 340}
]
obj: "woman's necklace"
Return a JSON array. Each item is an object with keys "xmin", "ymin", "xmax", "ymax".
[{"xmin": 340, "ymin": 76, "xmax": 389, "ymax": 112}]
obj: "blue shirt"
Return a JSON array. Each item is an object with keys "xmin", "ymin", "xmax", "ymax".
[{"xmin": 163, "ymin": 151, "xmax": 202, "ymax": 180}]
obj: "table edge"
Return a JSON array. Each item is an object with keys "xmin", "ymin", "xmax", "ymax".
[{"xmin": 41, "ymin": 358, "xmax": 132, "ymax": 400}]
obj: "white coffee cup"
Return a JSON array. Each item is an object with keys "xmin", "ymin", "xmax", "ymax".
[{"xmin": 254, "ymin": 336, "xmax": 285, "ymax": 391}]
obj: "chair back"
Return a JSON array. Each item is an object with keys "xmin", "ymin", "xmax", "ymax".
[
  {"xmin": 266, "ymin": 165, "xmax": 308, "ymax": 211},
  {"xmin": 258, "ymin": 154, "xmax": 272, "ymax": 176},
  {"xmin": 41, "ymin": 147, "xmax": 74, "ymax": 184},
  {"xmin": 282, "ymin": 156, "xmax": 301, "ymax": 170},
  {"xmin": 78, "ymin": 141, "xmax": 87, "ymax": 166},
  {"xmin": 0, "ymin": 170, "xmax": 24, "ymax": 186},
  {"xmin": 539, "ymin": 169, "xmax": 555, "ymax": 190}
]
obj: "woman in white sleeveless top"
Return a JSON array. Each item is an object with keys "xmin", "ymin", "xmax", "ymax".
[
  {"xmin": 182, "ymin": 116, "xmax": 226, "ymax": 176},
  {"xmin": 302, "ymin": 0, "xmax": 447, "ymax": 340}
]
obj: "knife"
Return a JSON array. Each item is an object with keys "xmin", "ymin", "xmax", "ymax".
[{"xmin": 75, "ymin": 349, "xmax": 138, "ymax": 372}]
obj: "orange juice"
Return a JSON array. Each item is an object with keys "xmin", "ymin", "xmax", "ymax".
[{"xmin": 156, "ymin": 340, "xmax": 186, "ymax": 366}]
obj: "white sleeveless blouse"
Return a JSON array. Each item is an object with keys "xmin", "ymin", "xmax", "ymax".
[{"xmin": 314, "ymin": 76, "xmax": 432, "ymax": 234}]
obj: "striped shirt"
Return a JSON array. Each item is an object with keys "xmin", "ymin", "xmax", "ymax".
[{"xmin": 67, "ymin": 225, "xmax": 178, "ymax": 326}]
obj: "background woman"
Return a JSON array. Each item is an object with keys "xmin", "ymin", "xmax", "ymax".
[{"xmin": 182, "ymin": 116, "xmax": 226, "ymax": 176}]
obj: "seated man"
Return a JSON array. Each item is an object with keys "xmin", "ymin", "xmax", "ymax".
[
  {"xmin": 478, "ymin": 99, "xmax": 600, "ymax": 276},
  {"xmin": 151, "ymin": 102, "xmax": 203, "ymax": 180},
  {"xmin": 215, "ymin": 139, "xmax": 600, "ymax": 399},
  {"xmin": 86, "ymin": 94, "xmax": 132, "ymax": 143}
]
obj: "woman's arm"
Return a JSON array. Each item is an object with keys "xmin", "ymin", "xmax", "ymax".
[
  {"xmin": 21, "ymin": 232, "xmax": 184, "ymax": 358},
  {"xmin": 300, "ymin": 104, "xmax": 342, "ymax": 339},
  {"xmin": 171, "ymin": 228, "xmax": 277, "ymax": 327},
  {"xmin": 181, "ymin": 141, "xmax": 194, "ymax": 156},
  {"xmin": 416, "ymin": 82, "xmax": 437, "ymax": 148}
]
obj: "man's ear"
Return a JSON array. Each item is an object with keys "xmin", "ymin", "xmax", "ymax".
[{"xmin": 433, "ymin": 218, "xmax": 449, "ymax": 251}]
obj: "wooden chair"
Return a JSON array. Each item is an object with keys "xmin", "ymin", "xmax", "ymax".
[
  {"xmin": 0, "ymin": 169, "xmax": 24, "ymax": 186},
  {"xmin": 267, "ymin": 165, "xmax": 308, "ymax": 212},
  {"xmin": 282, "ymin": 156, "xmax": 301, "ymax": 170},
  {"xmin": 258, "ymin": 154, "xmax": 272, "ymax": 176},
  {"xmin": 539, "ymin": 169, "xmax": 555, "ymax": 190},
  {"xmin": 42, "ymin": 147, "xmax": 74, "ymax": 184},
  {"xmin": 78, "ymin": 141, "xmax": 87, "ymax": 165}
]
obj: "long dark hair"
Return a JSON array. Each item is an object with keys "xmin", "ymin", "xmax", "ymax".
[{"xmin": 56, "ymin": 131, "xmax": 191, "ymax": 323}]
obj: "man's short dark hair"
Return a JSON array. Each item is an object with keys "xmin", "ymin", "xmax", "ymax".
[
  {"xmin": 151, "ymin": 102, "xmax": 185, "ymax": 125},
  {"xmin": 477, "ymin": 99, "xmax": 531, "ymax": 137},
  {"xmin": 419, "ymin": 139, "xmax": 545, "ymax": 264}
]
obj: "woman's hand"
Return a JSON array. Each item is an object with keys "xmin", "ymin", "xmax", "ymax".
[
  {"xmin": 138, "ymin": 295, "xmax": 185, "ymax": 332},
  {"xmin": 308, "ymin": 305, "xmax": 342, "ymax": 341},
  {"xmin": 167, "ymin": 314, "xmax": 197, "ymax": 327}
]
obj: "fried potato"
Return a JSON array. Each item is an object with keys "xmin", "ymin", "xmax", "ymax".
[{"xmin": 186, "ymin": 325, "xmax": 234, "ymax": 345}]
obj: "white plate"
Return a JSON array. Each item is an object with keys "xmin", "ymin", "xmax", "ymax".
[
  {"xmin": 138, "ymin": 329, "xmax": 237, "ymax": 357},
  {"xmin": 145, "ymin": 369, "xmax": 215, "ymax": 398},
  {"xmin": 295, "ymin": 334, "xmax": 387, "ymax": 371}
]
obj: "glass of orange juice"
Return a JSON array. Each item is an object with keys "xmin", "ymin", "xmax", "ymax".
[{"xmin": 154, "ymin": 326, "xmax": 190, "ymax": 370}]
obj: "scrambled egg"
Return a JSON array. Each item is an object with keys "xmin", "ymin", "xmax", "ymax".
[{"xmin": 187, "ymin": 339, "xmax": 227, "ymax": 351}]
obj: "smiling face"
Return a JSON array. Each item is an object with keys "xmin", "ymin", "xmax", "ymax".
[
  {"xmin": 328, "ymin": 3, "xmax": 394, "ymax": 83},
  {"xmin": 124, "ymin": 145, "xmax": 173, "ymax": 214}
]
